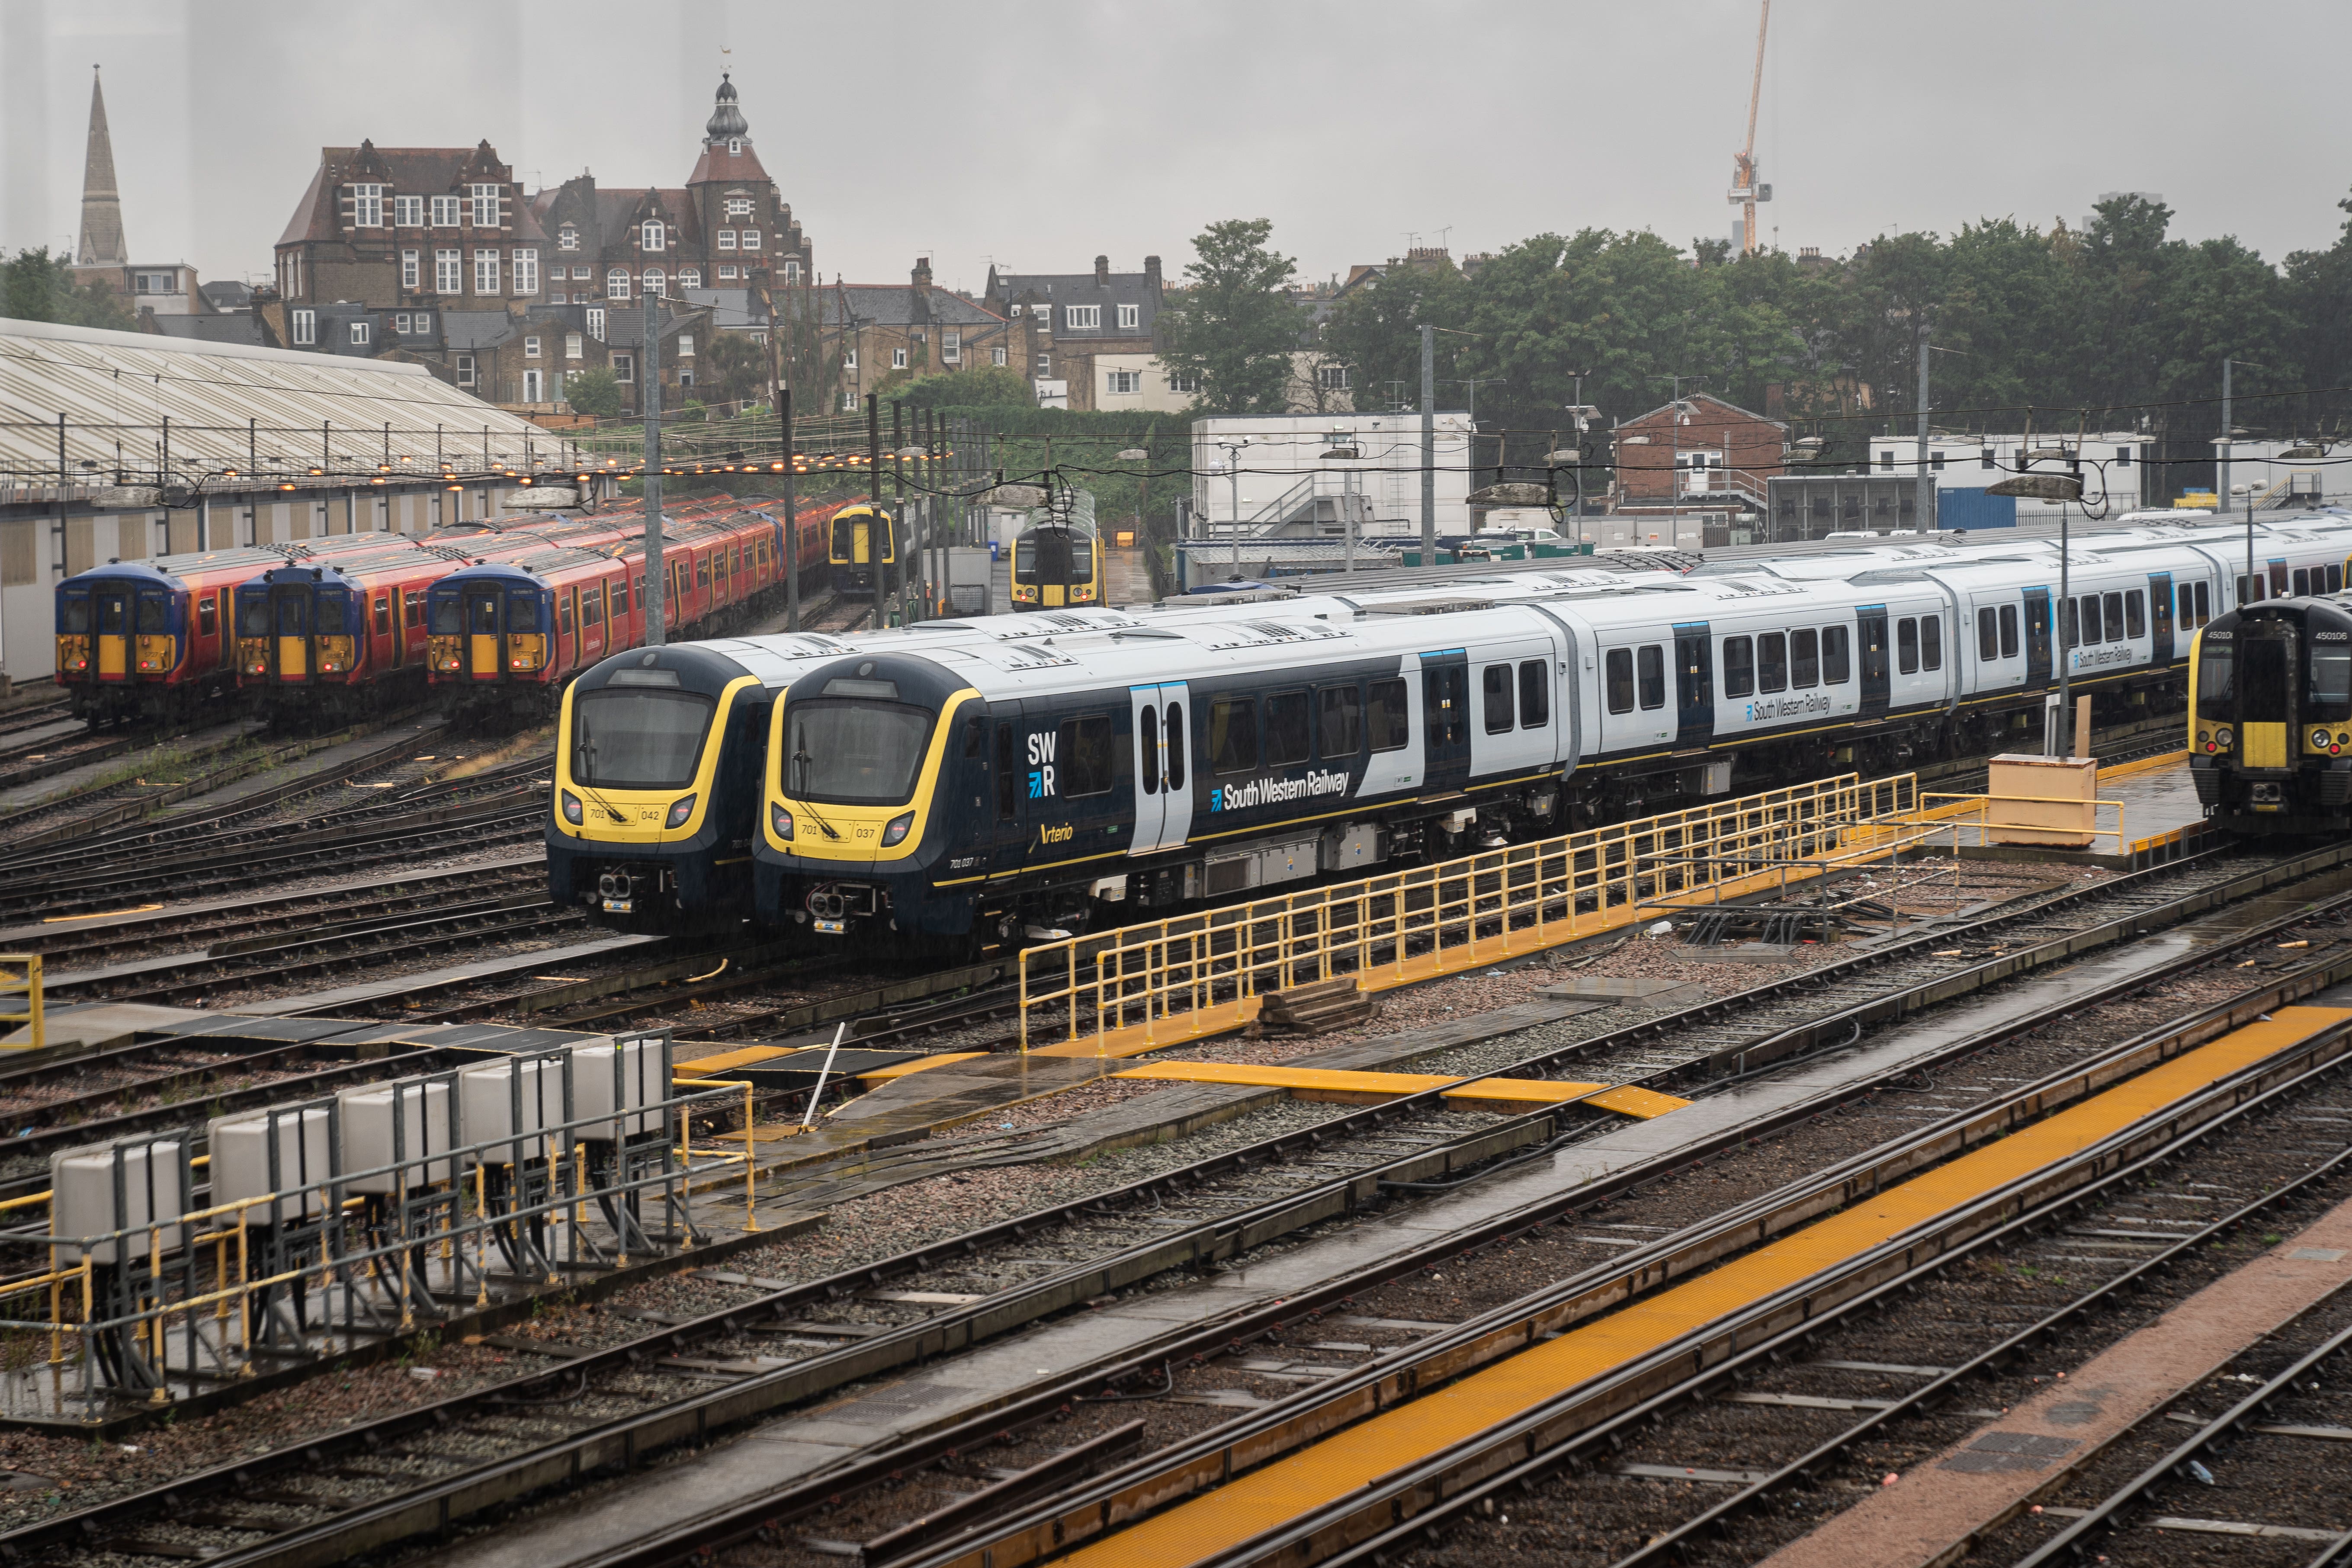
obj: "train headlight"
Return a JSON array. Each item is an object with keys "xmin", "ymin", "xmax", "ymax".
[
  {"xmin": 770, "ymin": 802, "xmax": 793, "ymax": 841},
  {"xmin": 561, "ymin": 789, "xmax": 583, "ymax": 826},
  {"xmin": 2316, "ymin": 729, "xmax": 2331, "ymax": 749},
  {"xmin": 2216, "ymin": 727, "xmax": 2235, "ymax": 749},
  {"xmin": 881, "ymin": 811, "xmax": 915, "ymax": 847},
  {"xmin": 2197, "ymin": 729, "xmax": 2210, "ymax": 745},
  {"xmin": 664, "ymin": 795, "xmax": 697, "ymax": 829}
]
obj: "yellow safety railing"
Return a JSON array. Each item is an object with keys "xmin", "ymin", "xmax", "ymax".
[
  {"xmin": 0, "ymin": 955, "xmax": 40, "ymax": 1052},
  {"xmin": 1018, "ymin": 773, "xmax": 1940, "ymax": 1057},
  {"xmin": 1919, "ymin": 790, "xmax": 2131, "ymax": 858}
]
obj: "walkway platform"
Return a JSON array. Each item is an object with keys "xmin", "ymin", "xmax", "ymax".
[{"xmin": 1108, "ymin": 1059, "xmax": 1688, "ymax": 1118}]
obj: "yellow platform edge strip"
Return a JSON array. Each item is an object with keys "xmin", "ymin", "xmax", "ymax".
[
  {"xmin": 1109, "ymin": 1061, "xmax": 1680, "ymax": 1118},
  {"xmin": 1050, "ymin": 1006, "xmax": 2352, "ymax": 1567}
]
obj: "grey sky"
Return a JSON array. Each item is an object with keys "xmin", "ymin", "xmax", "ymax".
[{"xmin": 4, "ymin": 0, "xmax": 2349, "ymax": 299}]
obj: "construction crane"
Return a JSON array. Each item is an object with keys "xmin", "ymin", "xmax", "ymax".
[{"xmin": 1729, "ymin": 0, "xmax": 1772, "ymax": 254}]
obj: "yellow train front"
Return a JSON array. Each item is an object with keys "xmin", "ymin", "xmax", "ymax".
[
  {"xmin": 2189, "ymin": 592, "xmax": 2352, "ymax": 832},
  {"xmin": 1009, "ymin": 522, "xmax": 1102, "ymax": 611},
  {"xmin": 828, "ymin": 502, "xmax": 896, "ymax": 597}
]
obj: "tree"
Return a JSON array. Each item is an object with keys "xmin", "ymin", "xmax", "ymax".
[
  {"xmin": 886, "ymin": 366, "xmax": 1034, "ymax": 409},
  {"xmin": 565, "ymin": 367, "xmax": 623, "ymax": 418},
  {"xmin": 697, "ymin": 332, "xmax": 768, "ymax": 407},
  {"xmin": 1, "ymin": 247, "xmax": 138, "ymax": 330},
  {"xmin": 1158, "ymin": 219, "xmax": 1306, "ymax": 415}
]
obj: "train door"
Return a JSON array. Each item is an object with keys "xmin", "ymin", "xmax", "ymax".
[
  {"xmin": 2148, "ymin": 571, "xmax": 2174, "ymax": 665},
  {"xmin": 1127, "ymin": 682, "xmax": 1192, "ymax": 853},
  {"xmin": 989, "ymin": 704, "xmax": 1030, "ymax": 875},
  {"xmin": 2022, "ymin": 589, "xmax": 2052, "ymax": 686},
  {"xmin": 1420, "ymin": 651, "xmax": 1471, "ymax": 794},
  {"xmin": 1672, "ymin": 622, "xmax": 1713, "ymax": 746},
  {"xmin": 1856, "ymin": 607, "xmax": 1891, "ymax": 716},
  {"xmin": 463, "ymin": 580, "xmax": 504, "ymax": 678},
  {"xmin": 270, "ymin": 580, "xmax": 310, "ymax": 680},
  {"xmin": 93, "ymin": 584, "xmax": 130, "ymax": 680}
]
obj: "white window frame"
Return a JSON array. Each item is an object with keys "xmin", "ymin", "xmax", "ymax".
[
  {"xmin": 844, "ymin": 347, "xmax": 857, "ymax": 370},
  {"xmin": 1318, "ymin": 364, "xmax": 1351, "ymax": 390},
  {"xmin": 435, "ymin": 249, "xmax": 461, "ymax": 293},
  {"xmin": 349, "ymin": 320, "xmax": 371, "ymax": 346},
  {"xmin": 842, "ymin": 388, "xmax": 858, "ymax": 411},
  {"xmin": 943, "ymin": 330, "xmax": 960, "ymax": 364},
  {"xmin": 523, "ymin": 369, "xmax": 542, "ymax": 402},
  {"xmin": 413, "ymin": 311, "xmax": 431, "ymax": 334},
  {"xmin": 455, "ymin": 353, "xmax": 475, "ymax": 387},
  {"xmin": 585, "ymin": 307, "xmax": 604, "ymax": 340},
  {"xmin": 676, "ymin": 333, "xmax": 693, "ymax": 358},
  {"xmin": 716, "ymin": 230, "xmax": 736, "ymax": 251},
  {"xmin": 513, "ymin": 249, "xmax": 538, "ymax": 295},
  {"xmin": 1166, "ymin": 370, "xmax": 1198, "ymax": 394},
  {"xmin": 992, "ymin": 346, "xmax": 1007, "ymax": 366},
  {"xmin": 641, "ymin": 219, "xmax": 665, "ymax": 252},
  {"xmin": 474, "ymin": 250, "xmax": 500, "ymax": 295},
  {"xmin": 431, "ymin": 194, "xmax": 459, "ymax": 227},
  {"xmin": 892, "ymin": 346, "xmax": 908, "ymax": 369},
  {"xmin": 468, "ymin": 183, "xmax": 501, "ymax": 227},
  {"xmin": 394, "ymin": 194, "xmax": 422, "ymax": 227},
  {"xmin": 1107, "ymin": 369, "xmax": 1140, "ymax": 394},
  {"xmin": 558, "ymin": 224, "xmax": 579, "ymax": 251},
  {"xmin": 352, "ymin": 183, "xmax": 383, "ymax": 227},
  {"xmin": 290, "ymin": 308, "xmax": 316, "ymax": 346},
  {"xmin": 725, "ymin": 197, "xmax": 753, "ymax": 218},
  {"xmin": 524, "ymin": 335, "xmax": 542, "ymax": 359},
  {"xmin": 613, "ymin": 352, "xmax": 634, "ymax": 383},
  {"xmin": 678, "ymin": 267, "xmax": 701, "ymax": 289},
  {"xmin": 395, "ymin": 312, "xmax": 411, "ymax": 333},
  {"xmin": 400, "ymin": 249, "xmax": 419, "ymax": 289},
  {"xmin": 740, "ymin": 228, "xmax": 760, "ymax": 250},
  {"xmin": 1065, "ymin": 305, "xmax": 1100, "ymax": 330},
  {"xmin": 565, "ymin": 333, "xmax": 583, "ymax": 360},
  {"xmin": 781, "ymin": 260, "xmax": 802, "ymax": 284},
  {"xmin": 642, "ymin": 268, "xmax": 665, "ymax": 298},
  {"xmin": 1036, "ymin": 353, "xmax": 1052, "ymax": 374},
  {"xmin": 607, "ymin": 270, "xmax": 631, "ymax": 300},
  {"xmin": 727, "ymin": 138, "xmax": 741, "ymax": 154},
  {"xmin": 1118, "ymin": 302, "xmax": 1139, "ymax": 331},
  {"xmin": 718, "ymin": 264, "xmax": 737, "ymax": 280}
]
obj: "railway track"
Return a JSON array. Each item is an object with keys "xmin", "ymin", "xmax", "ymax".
[{"xmin": 6, "ymin": 841, "xmax": 2346, "ymax": 1567}]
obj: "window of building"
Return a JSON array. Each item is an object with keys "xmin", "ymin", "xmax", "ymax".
[
  {"xmin": 523, "ymin": 335, "xmax": 542, "ymax": 359},
  {"xmin": 718, "ymin": 264, "xmax": 738, "ymax": 280},
  {"xmin": 782, "ymin": 260, "xmax": 802, "ymax": 283},
  {"xmin": 565, "ymin": 264, "xmax": 587, "ymax": 280},
  {"xmin": 1982, "ymin": 446, "xmax": 1997, "ymax": 469},
  {"xmin": 943, "ymin": 330, "xmax": 960, "ymax": 364},
  {"xmin": 523, "ymin": 368, "xmax": 542, "ymax": 402},
  {"xmin": 474, "ymin": 250, "xmax": 499, "ymax": 294},
  {"xmin": 400, "ymin": 249, "xmax": 420, "ymax": 289},
  {"xmin": 844, "ymin": 347, "xmax": 857, "ymax": 370},
  {"xmin": 1878, "ymin": 449, "xmax": 1895, "ymax": 470},
  {"xmin": 348, "ymin": 320, "xmax": 371, "ymax": 347},
  {"xmin": 1166, "ymin": 371, "xmax": 1197, "ymax": 393},
  {"xmin": 395, "ymin": 312, "xmax": 411, "ymax": 333},
  {"xmin": 741, "ymin": 229, "xmax": 760, "ymax": 250},
  {"xmin": 468, "ymin": 183, "xmax": 501, "ymax": 225},
  {"xmin": 1107, "ymin": 369, "xmax": 1140, "ymax": 394},
  {"xmin": 676, "ymin": 268, "xmax": 699, "ymax": 290},
  {"xmin": 716, "ymin": 229, "xmax": 736, "ymax": 250},
  {"xmin": 1930, "ymin": 450, "xmax": 1946, "ymax": 469},
  {"xmin": 352, "ymin": 183, "xmax": 383, "ymax": 227},
  {"xmin": 676, "ymin": 333, "xmax": 693, "ymax": 357},
  {"xmin": 641, "ymin": 219, "xmax": 664, "ymax": 252},
  {"xmin": 435, "ymin": 249, "xmax": 461, "ymax": 293},
  {"xmin": 1318, "ymin": 365, "xmax": 1351, "ymax": 390},
  {"xmin": 558, "ymin": 223, "xmax": 579, "ymax": 251},
  {"xmin": 455, "ymin": 353, "xmax": 475, "ymax": 387},
  {"xmin": 643, "ymin": 267, "xmax": 665, "ymax": 296},
  {"xmin": 413, "ymin": 311, "xmax": 431, "ymax": 334},
  {"xmin": 892, "ymin": 346, "xmax": 908, "ymax": 369},
  {"xmin": 725, "ymin": 197, "xmax": 752, "ymax": 218},
  {"xmin": 842, "ymin": 388, "xmax": 858, "ymax": 410},
  {"xmin": 513, "ymin": 249, "xmax": 538, "ymax": 294},
  {"xmin": 613, "ymin": 353, "xmax": 633, "ymax": 383},
  {"xmin": 291, "ymin": 308, "xmax": 316, "ymax": 346},
  {"xmin": 1118, "ymin": 302, "xmax": 1139, "ymax": 331},
  {"xmin": 430, "ymin": 194, "xmax": 459, "ymax": 227},
  {"xmin": 728, "ymin": 138, "xmax": 741, "ymax": 154},
  {"xmin": 1065, "ymin": 305, "xmax": 1100, "ymax": 330},
  {"xmin": 134, "ymin": 269, "xmax": 173, "ymax": 293},
  {"xmin": 394, "ymin": 194, "xmax": 422, "ymax": 226},
  {"xmin": 584, "ymin": 307, "xmax": 603, "ymax": 340},
  {"xmin": 607, "ymin": 270, "xmax": 631, "ymax": 299},
  {"xmin": 565, "ymin": 333, "xmax": 583, "ymax": 360},
  {"xmin": 992, "ymin": 346, "xmax": 1008, "ymax": 366},
  {"xmin": 1036, "ymin": 354, "xmax": 1052, "ymax": 375},
  {"xmin": 1031, "ymin": 303, "xmax": 1052, "ymax": 325}
]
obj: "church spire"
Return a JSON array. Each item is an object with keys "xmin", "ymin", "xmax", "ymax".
[{"xmin": 75, "ymin": 66, "xmax": 128, "ymax": 268}]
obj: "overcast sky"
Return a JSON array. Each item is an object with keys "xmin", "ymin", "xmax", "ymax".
[{"xmin": 4, "ymin": 0, "xmax": 2349, "ymax": 298}]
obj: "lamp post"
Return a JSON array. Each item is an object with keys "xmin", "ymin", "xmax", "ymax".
[{"xmin": 1215, "ymin": 436, "xmax": 1249, "ymax": 580}]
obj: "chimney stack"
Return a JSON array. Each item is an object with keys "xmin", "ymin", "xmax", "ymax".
[
  {"xmin": 1094, "ymin": 254, "xmax": 1110, "ymax": 285},
  {"xmin": 1143, "ymin": 254, "xmax": 1162, "ymax": 292},
  {"xmin": 911, "ymin": 255, "xmax": 932, "ymax": 296}
]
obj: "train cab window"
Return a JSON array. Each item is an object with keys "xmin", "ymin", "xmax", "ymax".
[
  {"xmin": 1636, "ymin": 645, "xmax": 1665, "ymax": 710},
  {"xmin": 1896, "ymin": 618, "xmax": 1919, "ymax": 675},
  {"xmin": 1368, "ymin": 679, "xmax": 1409, "ymax": 752},
  {"xmin": 507, "ymin": 591, "xmax": 535, "ymax": 631},
  {"xmin": 1922, "ymin": 615, "xmax": 1942, "ymax": 671},
  {"xmin": 1605, "ymin": 649, "xmax": 1635, "ymax": 714},
  {"xmin": 468, "ymin": 596, "xmax": 497, "ymax": 634},
  {"xmin": 137, "ymin": 594, "xmax": 168, "ymax": 634},
  {"xmin": 373, "ymin": 596, "xmax": 391, "ymax": 635},
  {"xmin": 1056, "ymin": 715, "xmax": 1117, "ymax": 796},
  {"xmin": 60, "ymin": 592, "xmax": 90, "ymax": 633},
  {"xmin": 2196, "ymin": 639, "xmax": 2233, "ymax": 720},
  {"xmin": 238, "ymin": 595, "xmax": 269, "ymax": 637},
  {"xmin": 1722, "ymin": 636, "xmax": 1755, "ymax": 699},
  {"xmin": 2309, "ymin": 639, "xmax": 2352, "ymax": 721},
  {"xmin": 1791, "ymin": 629, "xmax": 1820, "ymax": 688},
  {"xmin": 1264, "ymin": 691, "xmax": 1311, "ymax": 765},
  {"xmin": 430, "ymin": 594, "xmax": 460, "ymax": 635},
  {"xmin": 97, "ymin": 596, "xmax": 125, "ymax": 634},
  {"xmin": 1518, "ymin": 660, "xmax": 1550, "ymax": 727},
  {"xmin": 2243, "ymin": 640, "xmax": 2288, "ymax": 723},
  {"xmin": 1482, "ymin": 666, "xmax": 1516, "ymax": 732},
  {"xmin": 1977, "ymin": 607, "xmax": 1999, "ymax": 661},
  {"xmin": 995, "ymin": 723, "xmax": 1017, "ymax": 820},
  {"xmin": 2294, "ymin": 568, "xmax": 2311, "ymax": 597},
  {"xmin": 1822, "ymin": 625, "xmax": 1852, "ymax": 685},
  {"xmin": 1210, "ymin": 698, "xmax": 1258, "ymax": 775},
  {"xmin": 1318, "ymin": 686, "xmax": 1362, "ymax": 756},
  {"xmin": 2125, "ymin": 590, "xmax": 2145, "ymax": 638},
  {"xmin": 276, "ymin": 596, "xmax": 306, "ymax": 636},
  {"xmin": 197, "ymin": 595, "xmax": 217, "ymax": 638},
  {"xmin": 2102, "ymin": 592, "xmax": 2124, "ymax": 641}
]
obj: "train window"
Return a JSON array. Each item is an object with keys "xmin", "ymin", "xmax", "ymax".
[
  {"xmin": 137, "ymin": 594, "xmax": 168, "ymax": 634},
  {"xmin": 1139, "ymin": 707, "xmax": 1158, "ymax": 795},
  {"xmin": 1057, "ymin": 716, "xmax": 1117, "ymax": 797},
  {"xmin": 198, "ymin": 596, "xmax": 217, "ymax": 638},
  {"xmin": 1482, "ymin": 666, "xmax": 1516, "ymax": 732},
  {"xmin": 2308, "ymin": 640, "xmax": 2352, "ymax": 720},
  {"xmin": 1977, "ymin": 607, "xmax": 1998, "ymax": 661},
  {"xmin": 2235, "ymin": 575, "xmax": 2252, "ymax": 606},
  {"xmin": 1922, "ymin": 616, "xmax": 1942, "ymax": 671},
  {"xmin": 583, "ymin": 587, "xmax": 604, "ymax": 629},
  {"xmin": 2193, "ymin": 581, "xmax": 2210, "ymax": 625},
  {"xmin": 2178, "ymin": 584, "xmax": 2195, "ymax": 628},
  {"xmin": 1210, "ymin": 699, "xmax": 1258, "ymax": 775},
  {"xmin": 963, "ymin": 715, "xmax": 985, "ymax": 759},
  {"xmin": 96, "ymin": 597, "xmax": 123, "ymax": 634},
  {"xmin": 611, "ymin": 576, "xmax": 629, "ymax": 615},
  {"xmin": 697, "ymin": 555, "xmax": 711, "ymax": 587},
  {"xmin": 372, "ymin": 596, "xmax": 390, "ymax": 635},
  {"xmin": 273, "ymin": 596, "xmax": 304, "ymax": 636},
  {"xmin": 2333, "ymin": 565, "xmax": 2346, "ymax": 593},
  {"xmin": 508, "ymin": 592, "xmax": 536, "ymax": 630},
  {"xmin": 1636, "ymin": 645, "xmax": 1665, "ymax": 710},
  {"xmin": 1368, "ymin": 680, "xmax": 1409, "ymax": 751},
  {"xmin": 1318, "ymin": 686, "xmax": 1362, "ymax": 756},
  {"xmin": 2243, "ymin": 640, "xmax": 2288, "ymax": 723},
  {"xmin": 2295, "ymin": 568, "xmax": 2311, "ymax": 597},
  {"xmin": 429, "ymin": 594, "xmax": 459, "ymax": 635},
  {"xmin": 1722, "ymin": 636, "xmax": 1755, "ymax": 699},
  {"xmin": 2125, "ymin": 590, "xmax": 2145, "ymax": 639},
  {"xmin": 557, "ymin": 593, "xmax": 574, "ymax": 636},
  {"xmin": 1519, "ymin": 661, "xmax": 1550, "ymax": 727},
  {"xmin": 1791, "ymin": 629, "xmax": 1820, "ymax": 688},
  {"xmin": 1166, "ymin": 702, "xmax": 1187, "ymax": 786},
  {"xmin": 995, "ymin": 723, "xmax": 1017, "ymax": 820},
  {"xmin": 60, "ymin": 592, "xmax": 90, "ymax": 633},
  {"xmin": 1606, "ymin": 649, "xmax": 1634, "ymax": 714},
  {"xmin": 2195, "ymin": 640, "xmax": 2233, "ymax": 719},
  {"xmin": 1896, "ymin": 618, "xmax": 1919, "ymax": 676},
  {"xmin": 1822, "ymin": 625, "xmax": 1851, "ymax": 685},
  {"xmin": 1265, "ymin": 691, "xmax": 1311, "ymax": 765},
  {"xmin": 2102, "ymin": 592, "xmax": 2124, "ymax": 641}
]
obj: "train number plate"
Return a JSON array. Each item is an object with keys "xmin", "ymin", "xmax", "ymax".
[
  {"xmin": 603, "ymin": 898, "xmax": 633, "ymax": 913},
  {"xmin": 814, "ymin": 917, "xmax": 846, "ymax": 935}
]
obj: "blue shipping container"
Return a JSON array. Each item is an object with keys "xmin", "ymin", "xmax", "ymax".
[{"xmin": 1937, "ymin": 488, "xmax": 2017, "ymax": 530}]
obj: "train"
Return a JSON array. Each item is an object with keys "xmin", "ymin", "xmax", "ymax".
[
  {"xmin": 2188, "ymin": 584, "xmax": 2352, "ymax": 833},
  {"xmin": 549, "ymin": 510, "xmax": 2352, "ymax": 955},
  {"xmin": 827, "ymin": 503, "xmax": 897, "ymax": 597},
  {"xmin": 1009, "ymin": 521, "xmax": 1104, "ymax": 612}
]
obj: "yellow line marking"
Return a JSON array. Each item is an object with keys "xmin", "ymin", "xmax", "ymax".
[
  {"xmin": 1051, "ymin": 1006, "xmax": 2352, "ymax": 1567},
  {"xmin": 856, "ymin": 1051, "xmax": 990, "ymax": 1081},
  {"xmin": 1107, "ymin": 1060, "xmax": 1662, "ymax": 1116}
]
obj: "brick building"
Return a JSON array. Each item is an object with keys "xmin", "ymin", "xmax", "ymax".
[
  {"xmin": 983, "ymin": 255, "xmax": 1163, "ymax": 410},
  {"xmin": 822, "ymin": 259, "xmax": 1015, "ymax": 412},
  {"xmin": 1612, "ymin": 393, "xmax": 1787, "ymax": 506}
]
